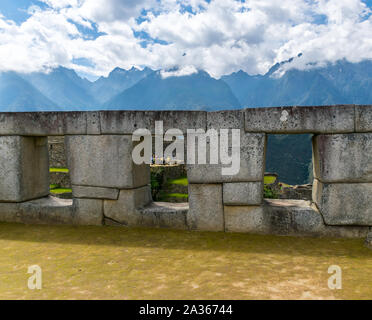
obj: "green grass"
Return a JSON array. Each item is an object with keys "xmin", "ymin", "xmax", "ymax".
[
  {"xmin": 49, "ymin": 168, "xmax": 69, "ymax": 173},
  {"xmin": 167, "ymin": 177, "xmax": 188, "ymax": 186},
  {"xmin": 164, "ymin": 193, "xmax": 188, "ymax": 199},
  {"xmin": 50, "ymin": 188, "xmax": 72, "ymax": 194},
  {"xmin": 264, "ymin": 175, "xmax": 277, "ymax": 184},
  {"xmin": 0, "ymin": 223, "xmax": 371, "ymax": 299}
]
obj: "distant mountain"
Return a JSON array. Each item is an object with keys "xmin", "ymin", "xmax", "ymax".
[
  {"xmin": 0, "ymin": 72, "xmax": 56, "ymax": 111},
  {"xmin": 105, "ymin": 70, "xmax": 241, "ymax": 110},
  {"xmin": 90, "ymin": 67, "xmax": 153, "ymax": 104},
  {"xmin": 222, "ymin": 59, "xmax": 372, "ymax": 107},
  {"xmin": 21, "ymin": 67, "xmax": 95, "ymax": 109}
]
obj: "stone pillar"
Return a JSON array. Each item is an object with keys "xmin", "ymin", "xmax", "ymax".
[
  {"xmin": 312, "ymin": 133, "xmax": 372, "ymax": 225},
  {"xmin": 0, "ymin": 136, "xmax": 49, "ymax": 202},
  {"xmin": 65, "ymin": 135, "xmax": 151, "ymax": 226},
  {"xmin": 186, "ymin": 110, "xmax": 267, "ymax": 231}
]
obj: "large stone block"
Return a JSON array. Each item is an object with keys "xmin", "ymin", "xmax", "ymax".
[
  {"xmin": 366, "ymin": 229, "xmax": 372, "ymax": 249},
  {"xmin": 187, "ymin": 184, "xmax": 224, "ymax": 231},
  {"xmin": 72, "ymin": 185, "xmax": 119, "ymax": 200},
  {"xmin": 225, "ymin": 200, "xmax": 369, "ymax": 238},
  {"xmin": 138, "ymin": 202, "xmax": 188, "ymax": 230},
  {"xmin": 245, "ymin": 105, "xmax": 355, "ymax": 133},
  {"xmin": 100, "ymin": 110, "xmax": 206, "ymax": 134},
  {"xmin": 313, "ymin": 134, "xmax": 372, "ymax": 183},
  {"xmin": 355, "ymin": 105, "xmax": 372, "ymax": 132},
  {"xmin": 0, "ymin": 136, "xmax": 49, "ymax": 202},
  {"xmin": 103, "ymin": 186, "xmax": 152, "ymax": 225},
  {"xmin": 207, "ymin": 110, "xmax": 245, "ymax": 130},
  {"xmin": 313, "ymin": 179, "xmax": 372, "ymax": 225},
  {"xmin": 223, "ymin": 182, "xmax": 263, "ymax": 205},
  {"xmin": 224, "ymin": 206, "xmax": 268, "ymax": 234},
  {"xmin": 73, "ymin": 198, "xmax": 103, "ymax": 226},
  {"xmin": 0, "ymin": 196, "xmax": 74, "ymax": 225},
  {"xmin": 0, "ymin": 112, "xmax": 89, "ymax": 136},
  {"xmin": 65, "ymin": 135, "xmax": 150, "ymax": 189},
  {"xmin": 187, "ymin": 133, "xmax": 266, "ymax": 183}
]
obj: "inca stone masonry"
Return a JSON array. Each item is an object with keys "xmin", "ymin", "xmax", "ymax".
[{"xmin": 0, "ymin": 105, "xmax": 371, "ymax": 244}]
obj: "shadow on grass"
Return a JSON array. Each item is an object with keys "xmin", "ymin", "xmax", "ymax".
[{"xmin": 0, "ymin": 222, "xmax": 370, "ymax": 259}]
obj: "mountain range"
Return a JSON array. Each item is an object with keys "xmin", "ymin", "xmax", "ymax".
[
  {"xmin": 1, "ymin": 58, "xmax": 371, "ymax": 185},
  {"xmin": 1, "ymin": 58, "xmax": 372, "ymax": 112}
]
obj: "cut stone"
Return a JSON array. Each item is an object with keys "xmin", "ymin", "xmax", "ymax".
[
  {"xmin": 245, "ymin": 105, "xmax": 355, "ymax": 133},
  {"xmin": 313, "ymin": 179, "xmax": 372, "ymax": 225},
  {"xmin": 224, "ymin": 206, "xmax": 268, "ymax": 234},
  {"xmin": 0, "ymin": 136, "xmax": 49, "ymax": 202},
  {"xmin": 187, "ymin": 133, "xmax": 266, "ymax": 183},
  {"xmin": 187, "ymin": 184, "xmax": 224, "ymax": 231},
  {"xmin": 100, "ymin": 110, "xmax": 207, "ymax": 134},
  {"xmin": 355, "ymin": 105, "xmax": 372, "ymax": 132},
  {"xmin": 65, "ymin": 135, "xmax": 150, "ymax": 189},
  {"xmin": 139, "ymin": 202, "xmax": 188, "ymax": 230},
  {"xmin": 225, "ymin": 200, "xmax": 369, "ymax": 238},
  {"xmin": 223, "ymin": 182, "xmax": 263, "ymax": 205},
  {"xmin": 207, "ymin": 110, "xmax": 245, "ymax": 130},
  {"xmin": 73, "ymin": 198, "xmax": 103, "ymax": 226},
  {"xmin": 313, "ymin": 134, "xmax": 372, "ymax": 183},
  {"xmin": 0, "ymin": 196, "xmax": 74, "ymax": 225},
  {"xmin": 103, "ymin": 186, "xmax": 152, "ymax": 226},
  {"xmin": 72, "ymin": 185, "xmax": 119, "ymax": 200}
]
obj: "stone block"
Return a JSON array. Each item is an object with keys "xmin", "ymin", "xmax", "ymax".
[
  {"xmin": 0, "ymin": 112, "xmax": 88, "ymax": 136},
  {"xmin": 365, "ymin": 229, "xmax": 372, "ymax": 249},
  {"xmin": 0, "ymin": 136, "xmax": 49, "ymax": 202},
  {"xmin": 73, "ymin": 198, "xmax": 103, "ymax": 226},
  {"xmin": 187, "ymin": 133, "xmax": 266, "ymax": 183},
  {"xmin": 224, "ymin": 206, "xmax": 268, "ymax": 233},
  {"xmin": 207, "ymin": 110, "xmax": 245, "ymax": 130},
  {"xmin": 245, "ymin": 105, "xmax": 354, "ymax": 133},
  {"xmin": 86, "ymin": 111, "xmax": 101, "ymax": 134},
  {"xmin": 72, "ymin": 186, "xmax": 119, "ymax": 200},
  {"xmin": 100, "ymin": 110, "xmax": 206, "ymax": 134},
  {"xmin": 223, "ymin": 182, "xmax": 263, "ymax": 205},
  {"xmin": 313, "ymin": 179, "xmax": 372, "ymax": 225},
  {"xmin": 103, "ymin": 186, "xmax": 152, "ymax": 225},
  {"xmin": 313, "ymin": 134, "xmax": 372, "ymax": 183},
  {"xmin": 355, "ymin": 105, "xmax": 372, "ymax": 132},
  {"xmin": 187, "ymin": 184, "xmax": 224, "ymax": 231},
  {"xmin": 225, "ymin": 200, "xmax": 369, "ymax": 238},
  {"xmin": 0, "ymin": 196, "xmax": 74, "ymax": 225},
  {"xmin": 139, "ymin": 202, "xmax": 188, "ymax": 230},
  {"xmin": 65, "ymin": 135, "xmax": 150, "ymax": 189}
]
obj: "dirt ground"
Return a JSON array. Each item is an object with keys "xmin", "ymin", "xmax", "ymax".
[{"xmin": 0, "ymin": 222, "xmax": 371, "ymax": 300}]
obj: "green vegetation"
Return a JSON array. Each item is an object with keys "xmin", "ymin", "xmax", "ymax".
[
  {"xmin": 50, "ymin": 188, "xmax": 72, "ymax": 194},
  {"xmin": 263, "ymin": 185, "xmax": 279, "ymax": 199},
  {"xmin": 167, "ymin": 177, "xmax": 188, "ymax": 186},
  {"xmin": 49, "ymin": 168, "xmax": 69, "ymax": 173},
  {"xmin": 0, "ymin": 222, "xmax": 371, "ymax": 299},
  {"xmin": 264, "ymin": 175, "xmax": 277, "ymax": 185},
  {"xmin": 161, "ymin": 193, "xmax": 188, "ymax": 201}
]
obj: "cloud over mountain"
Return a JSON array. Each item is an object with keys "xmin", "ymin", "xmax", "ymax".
[{"xmin": 0, "ymin": 0, "xmax": 372, "ymax": 79}]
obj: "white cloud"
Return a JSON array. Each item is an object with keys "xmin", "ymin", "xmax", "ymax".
[{"xmin": 0, "ymin": 0, "xmax": 371, "ymax": 78}]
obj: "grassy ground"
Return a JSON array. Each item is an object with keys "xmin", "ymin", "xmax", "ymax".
[{"xmin": 0, "ymin": 223, "xmax": 371, "ymax": 300}]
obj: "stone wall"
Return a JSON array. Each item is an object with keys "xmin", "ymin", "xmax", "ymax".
[{"xmin": 0, "ymin": 106, "xmax": 371, "ymax": 242}]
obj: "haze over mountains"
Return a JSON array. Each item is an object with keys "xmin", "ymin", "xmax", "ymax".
[{"xmin": 1, "ymin": 58, "xmax": 372, "ymax": 112}]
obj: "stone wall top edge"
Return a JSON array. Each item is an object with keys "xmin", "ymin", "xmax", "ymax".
[{"xmin": 0, "ymin": 105, "xmax": 371, "ymax": 135}]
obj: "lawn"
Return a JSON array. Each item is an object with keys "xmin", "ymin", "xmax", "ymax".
[{"xmin": 0, "ymin": 223, "xmax": 371, "ymax": 300}]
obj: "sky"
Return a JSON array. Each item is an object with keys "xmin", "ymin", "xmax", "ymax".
[{"xmin": 0, "ymin": 0, "xmax": 372, "ymax": 80}]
